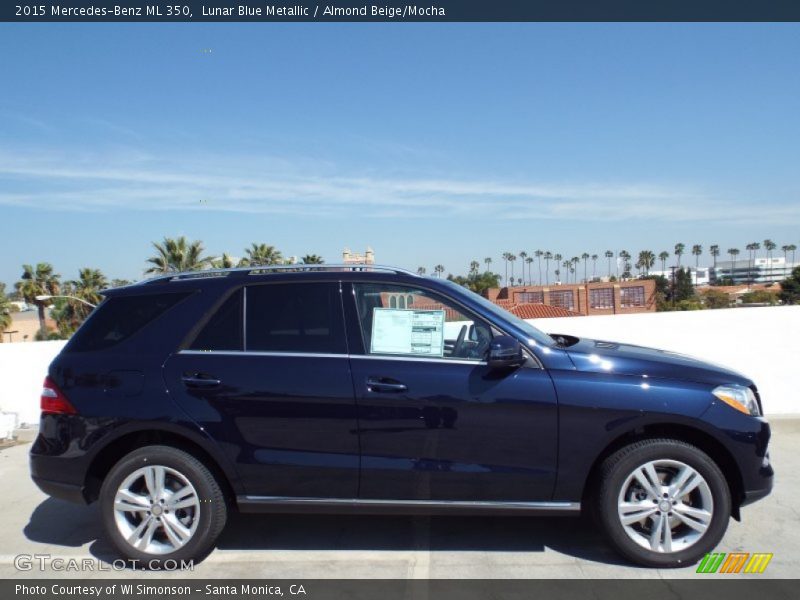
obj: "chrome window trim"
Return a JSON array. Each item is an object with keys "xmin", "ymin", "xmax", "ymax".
[
  {"xmin": 179, "ymin": 349, "xmax": 349, "ymax": 359},
  {"xmin": 178, "ymin": 349, "xmax": 486, "ymax": 365}
]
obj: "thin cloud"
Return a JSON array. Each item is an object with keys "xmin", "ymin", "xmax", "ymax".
[{"xmin": 0, "ymin": 148, "xmax": 797, "ymax": 225}]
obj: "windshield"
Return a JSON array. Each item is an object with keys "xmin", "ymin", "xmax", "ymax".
[{"xmin": 438, "ymin": 280, "xmax": 556, "ymax": 348}]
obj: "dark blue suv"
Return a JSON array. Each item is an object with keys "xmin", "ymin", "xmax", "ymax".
[{"xmin": 30, "ymin": 265, "xmax": 773, "ymax": 568}]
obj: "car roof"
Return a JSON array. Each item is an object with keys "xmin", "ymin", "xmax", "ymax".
[{"xmin": 102, "ymin": 265, "xmax": 429, "ymax": 296}]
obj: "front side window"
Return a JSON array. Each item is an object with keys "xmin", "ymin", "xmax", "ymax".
[
  {"xmin": 246, "ymin": 283, "xmax": 346, "ymax": 354},
  {"xmin": 353, "ymin": 283, "xmax": 492, "ymax": 361}
]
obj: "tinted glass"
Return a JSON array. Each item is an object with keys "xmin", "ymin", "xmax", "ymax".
[
  {"xmin": 189, "ymin": 289, "xmax": 243, "ymax": 351},
  {"xmin": 68, "ymin": 292, "xmax": 190, "ymax": 352},
  {"xmin": 245, "ymin": 283, "xmax": 346, "ymax": 353}
]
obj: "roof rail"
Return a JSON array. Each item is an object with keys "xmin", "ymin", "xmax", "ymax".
[{"xmin": 144, "ymin": 264, "xmax": 419, "ymax": 284}]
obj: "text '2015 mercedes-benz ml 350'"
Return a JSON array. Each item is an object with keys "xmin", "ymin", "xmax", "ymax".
[{"xmin": 30, "ymin": 265, "xmax": 773, "ymax": 567}]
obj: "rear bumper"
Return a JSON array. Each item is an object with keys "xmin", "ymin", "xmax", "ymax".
[{"xmin": 30, "ymin": 473, "xmax": 88, "ymax": 504}]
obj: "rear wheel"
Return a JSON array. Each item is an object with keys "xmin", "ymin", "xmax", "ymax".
[
  {"xmin": 99, "ymin": 445, "xmax": 227, "ymax": 567},
  {"xmin": 597, "ymin": 438, "xmax": 731, "ymax": 567}
]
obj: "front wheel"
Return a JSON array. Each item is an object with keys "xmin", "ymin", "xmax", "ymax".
[
  {"xmin": 597, "ymin": 438, "xmax": 731, "ymax": 567},
  {"xmin": 99, "ymin": 445, "xmax": 227, "ymax": 567}
]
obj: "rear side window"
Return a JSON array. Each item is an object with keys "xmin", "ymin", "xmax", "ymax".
[
  {"xmin": 245, "ymin": 283, "xmax": 346, "ymax": 354},
  {"xmin": 189, "ymin": 289, "xmax": 243, "ymax": 351},
  {"xmin": 68, "ymin": 292, "xmax": 190, "ymax": 352}
]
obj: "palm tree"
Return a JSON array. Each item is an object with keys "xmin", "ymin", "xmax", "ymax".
[
  {"xmin": 0, "ymin": 291, "xmax": 16, "ymax": 340},
  {"xmin": 417, "ymin": 267, "xmax": 427, "ymax": 276},
  {"xmin": 581, "ymin": 253, "xmax": 590, "ymax": 282},
  {"xmin": 619, "ymin": 251, "xmax": 632, "ymax": 279},
  {"xmin": 638, "ymin": 250, "xmax": 655, "ymax": 276},
  {"xmin": 469, "ymin": 260, "xmax": 480, "ymax": 275},
  {"xmin": 534, "ymin": 250, "xmax": 544, "ymax": 285},
  {"xmin": 745, "ymin": 242, "xmax": 760, "ymax": 285},
  {"xmin": 213, "ymin": 253, "xmax": 236, "ymax": 269},
  {"xmin": 571, "ymin": 257, "xmax": 579, "ymax": 283},
  {"xmin": 544, "ymin": 252, "xmax": 553, "ymax": 285},
  {"xmin": 591, "ymin": 254, "xmax": 598, "ymax": 279},
  {"xmin": 691, "ymin": 244, "xmax": 703, "ymax": 286},
  {"xmin": 674, "ymin": 243, "xmax": 685, "ymax": 268},
  {"xmin": 240, "ymin": 243, "xmax": 283, "ymax": 267},
  {"xmin": 553, "ymin": 253, "xmax": 563, "ymax": 279},
  {"xmin": 763, "ymin": 239, "xmax": 776, "ymax": 281},
  {"xmin": 784, "ymin": 244, "xmax": 798, "ymax": 273},
  {"xmin": 15, "ymin": 263, "xmax": 61, "ymax": 338},
  {"xmin": 501, "ymin": 252, "xmax": 512, "ymax": 284},
  {"xmin": 605, "ymin": 250, "xmax": 614, "ymax": 279},
  {"xmin": 709, "ymin": 245, "xmax": 720, "ymax": 269},
  {"xmin": 434, "ymin": 264, "xmax": 445, "ymax": 278},
  {"xmin": 508, "ymin": 254, "xmax": 517, "ymax": 284},
  {"xmin": 519, "ymin": 251, "xmax": 528, "ymax": 284},
  {"xmin": 728, "ymin": 248, "xmax": 740, "ymax": 283},
  {"xmin": 54, "ymin": 268, "xmax": 107, "ymax": 334},
  {"xmin": 146, "ymin": 236, "xmax": 214, "ymax": 274},
  {"xmin": 484, "ymin": 257, "xmax": 492, "ymax": 272},
  {"xmin": 525, "ymin": 256, "xmax": 534, "ymax": 285},
  {"xmin": 658, "ymin": 251, "xmax": 669, "ymax": 273}
]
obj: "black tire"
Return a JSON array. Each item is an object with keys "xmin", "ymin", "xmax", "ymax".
[
  {"xmin": 596, "ymin": 438, "xmax": 731, "ymax": 568},
  {"xmin": 99, "ymin": 445, "xmax": 227, "ymax": 568}
]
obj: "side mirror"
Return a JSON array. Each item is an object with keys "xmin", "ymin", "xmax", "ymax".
[{"xmin": 487, "ymin": 335, "xmax": 525, "ymax": 370}]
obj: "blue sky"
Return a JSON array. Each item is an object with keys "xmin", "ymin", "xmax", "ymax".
[{"xmin": 1, "ymin": 23, "xmax": 799, "ymax": 286}]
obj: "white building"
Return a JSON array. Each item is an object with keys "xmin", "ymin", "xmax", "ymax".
[{"xmin": 712, "ymin": 256, "xmax": 798, "ymax": 285}]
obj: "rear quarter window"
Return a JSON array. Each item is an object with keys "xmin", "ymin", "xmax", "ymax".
[{"xmin": 67, "ymin": 292, "xmax": 190, "ymax": 352}]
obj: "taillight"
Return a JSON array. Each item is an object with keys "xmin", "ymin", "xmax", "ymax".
[{"xmin": 41, "ymin": 376, "xmax": 77, "ymax": 415}]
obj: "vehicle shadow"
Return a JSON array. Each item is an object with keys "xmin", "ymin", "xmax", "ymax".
[{"xmin": 23, "ymin": 498, "xmax": 629, "ymax": 567}]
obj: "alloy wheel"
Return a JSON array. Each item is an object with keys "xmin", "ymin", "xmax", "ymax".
[
  {"xmin": 113, "ymin": 465, "xmax": 201, "ymax": 555},
  {"xmin": 617, "ymin": 459, "xmax": 714, "ymax": 553}
]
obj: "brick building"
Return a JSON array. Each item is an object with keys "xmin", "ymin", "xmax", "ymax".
[{"xmin": 485, "ymin": 279, "xmax": 657, "ymax": 316}]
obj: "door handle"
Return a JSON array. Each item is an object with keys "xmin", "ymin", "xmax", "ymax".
[
  {"xmin": 182, "ymin": 373, "xmax": 221, "ymax": 388},
  {"xmin": 366, "ymin": 377, "xmax": 408, "ymax": 393}
]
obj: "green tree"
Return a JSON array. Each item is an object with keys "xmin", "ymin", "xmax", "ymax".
[
  {"xmin": 581, "ymin": 252, "xmax": 590, "ymax": 282},
  {"xmin": 15, "ymin": 263, "xmax": 61, "ymax": 339},
  {"xmin": 518, "ymin": 251, "xmax": 528, "ymax": 284},
  {"xmin": 301, "ymin": 254, "xmax": 324, "ymax": 264},
  {"xmin": 638, "ymin": 250, "xmax": 655, "ymax": 276},
  {"xmin": 484, "ymin": 257, "xmax": 492, "ymax": 272},
  {"xmin": 469, "ymin": 260, "xmax": 480, "ymax": 275},
  {"xmin": 605, "ymin": 250, "xmax": 614, "ymax": 279},
  {"xmin": 110, "ymin": 278, "xmax": 133, "ymax": 288},
  {"xmin": 212, "ymin": 253, "xmax": 236, "ymax": 269},
  {"xmin": 240, "ymin": 243, "xmax": 283, "ymax": 267},
  {"xmin": 778, "ymin": 266, "xmax": 800, "ymax": 305},
  {"xmin": 591, "ymin": 254, "xmax": 598, "ymax": 279},
  {"xmin": 691, "ymin": 244, "xmax": 703, "ymax": 286},
  {"xmin": 146, "ymin": 236, "xmax": 214, "ymax": 274},
  {"xmin": 417, "ymin": 266, "xmax": 427, "ymax": 276},
  {"xmin": 508, "ymin": 253, "xmax": 517, "ymax": 283},
  {"xmin": 745, "ymin": 242, "xmax": 760, "ymax": 284},
  {"xmin": 534, "ymin": 250, "xmax": 544, "ymax": 284},
  {"xmin": 52, "ymin": 268, "xmax": 107, "ymax": 336},
  {"xmin": 728, "ymin": 248, "xmax": 740, "ymax": 283},
  {"xmin": 0, "ymin": 284, "xmax": 18, "ymax": 340},
  {"xmin": 434, "ymin": 264, "xmax": 445, "ymax": 278},
  {"xmin": 763, "ymin": 239, "xmax": 776, "ymax": 281},
  {"xmin": 709, "ymin": 244, "xmax": 720, "ymax": 268},
  {"xmin": 674, "ymin": 243, "xmax": 685, "ymax": 268},
  {"xmin": 525, "ymin": 256, "xmax": 534, "ymax": 284},
  {"xmin": 658, "ymin": 251, "xmax": 670, "ymax": 272},
  {"xmin": 702, "ymin": 289, "xmax": 731, "ymax": 309},
  {"xmin": 544, "ymin": 251, "xmax": 553, "ymax": 284}
]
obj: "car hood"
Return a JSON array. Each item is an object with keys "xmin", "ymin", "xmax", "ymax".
[{"xmin": 561, "ymin": 337, "xmax": 752, "ymax": 387}]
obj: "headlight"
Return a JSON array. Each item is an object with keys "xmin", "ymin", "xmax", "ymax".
[{"xmin": 712, "ymin": 384, "xmax": 760, "ymax": 416}]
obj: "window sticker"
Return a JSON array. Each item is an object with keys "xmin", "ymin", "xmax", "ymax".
[{"xmin": 371, "ymin": 308, "xmax": 445, "ymax": 357}]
